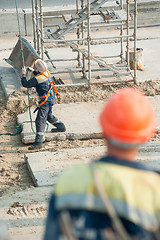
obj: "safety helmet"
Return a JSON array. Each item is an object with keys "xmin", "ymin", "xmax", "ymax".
[
  {"xmin": 35, "ymin": 59, "xmax": 48, "ymax": 73},
  {"xmin": 99, "ymin": 87, "xmax": 157, "ymax": 146}
]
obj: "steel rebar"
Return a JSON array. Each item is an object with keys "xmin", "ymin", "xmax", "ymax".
[{"xmin": 120, "ymin": 0, "xmax": 123, "ymax": 62}]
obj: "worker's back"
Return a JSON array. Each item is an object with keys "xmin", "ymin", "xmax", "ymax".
[
  {"xmin": 44, "ymin": 87, "xmax": 160, "ymax": 240},
  {"xmin": 44, "ymin": 155, "xmax": 160, "ymax": 240}
]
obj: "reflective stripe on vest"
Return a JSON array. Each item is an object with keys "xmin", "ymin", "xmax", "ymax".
[{"xmin": 54, "ymin": 162, "xmax": 160, "ymax": 231}]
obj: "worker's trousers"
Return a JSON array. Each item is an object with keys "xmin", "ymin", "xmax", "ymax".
[{"xmin": 35, "ymin": 101, "xmax": 58, "ymax": 143}]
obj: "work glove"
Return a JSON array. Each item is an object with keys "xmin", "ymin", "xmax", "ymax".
[
  {"xmin": 26, "ymin": 67, "xmax": 34, "ymax": 72},
  {"xmin": 21, "ymin": 67, "xmax": 26, "ymax": 76}
]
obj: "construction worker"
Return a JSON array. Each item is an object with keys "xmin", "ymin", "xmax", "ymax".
[
  {"xmin": 21, "ymin": 59, "xmax": 66, "ymax": 150},
  {"xmin": 43, "ymin": 87, "xmax": 160, "ymax": 240}
]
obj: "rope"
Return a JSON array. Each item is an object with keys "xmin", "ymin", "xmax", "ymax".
[
  {"xmin": 0, "ymin": 124, "xmax": 22, "ymax": 136},
  {"xmin": 15, "ymin": 0, "xmax": 36, "ymax": 135},
  {"xmin": 0, "ymin": 121, "xmax": 49, "ymax": 136}
]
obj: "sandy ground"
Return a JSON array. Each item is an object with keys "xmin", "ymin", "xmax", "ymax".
[{"xmin": 1, "ymin": 79, "xmax": 160, "ymax": 193}]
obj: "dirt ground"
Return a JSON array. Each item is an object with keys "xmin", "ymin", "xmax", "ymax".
[
  {"xmin": 1, "ymin": 74, "xmax": 160, "ymax": 240},
  {"xmin": 0, "ymin": 29, "xmax": 160, "ymax": 238},
  {"xmin": 1, "ymin": 79, "xmax": 160, "ymax": 198}
]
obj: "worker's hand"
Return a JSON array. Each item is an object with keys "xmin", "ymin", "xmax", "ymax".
[
  {"xmin": 26, "ymin": 67, "xmax": 34, "ymax": 72},
  {"xmin": 21, "ymin": 67, "xmax": 26, "ymax": 76}
]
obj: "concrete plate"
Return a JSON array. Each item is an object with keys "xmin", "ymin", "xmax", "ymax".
[
  {"xmin": 17, "ymin": 102, "xmax": 103, "ymax": 144},
  {"xmin": 25, "ymin": 144, "xmax": 160, "ymax": 187}
]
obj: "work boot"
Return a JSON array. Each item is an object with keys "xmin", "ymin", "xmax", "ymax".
[
  {"xmin": 51, "ymin": 121, "xmax": 66, "ymax": 133},
  {"xmin": 28, "ymin": 142, "xmax": 43, "ymax": 150}
]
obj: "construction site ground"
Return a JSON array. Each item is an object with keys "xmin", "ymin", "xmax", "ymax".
[{"xmin": 0, "ymin": 25, "xmax": 160, "ymax": 239}]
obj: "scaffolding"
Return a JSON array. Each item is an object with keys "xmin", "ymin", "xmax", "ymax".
[{"xmin": 31, "ymin": 0, "xmax": 137, "ymax": 86}]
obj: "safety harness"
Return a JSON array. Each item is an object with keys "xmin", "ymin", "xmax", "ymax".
[{"xmin": 34, "ymin": 71, "xmax": 59, "ymax": 113}]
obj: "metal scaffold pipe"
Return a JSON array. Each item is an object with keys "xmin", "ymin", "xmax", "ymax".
[
  {"xmin": 32, "ymin": 0, "xmax": 37, "ymax": 50},
  {"xmin": 35, "ymin": 0, "xmax": 40, "ymax": 55},
  {"xmin": 76, "ymin": 0, "xmax": 80, "ymax": 67},
  {"xmin": 126, "ymin": 0, "xmax": 130, "ymax": 65},
  {"xmin": 40, "ymin": 0, "xmax": 44, "ymax": 59},
  {"xmin": 44, "ymin": 34, "xmax": 133, "ymax": 43},
  {"xmin": 87, "ymin": 0, "xmax": 91, "ymax": 84},
  {"xmin": 134, "ymin": 0, "xmax": 137, "ymax": 83},
  {"xmin": 81, "ymin": 0, "xmax": 86, "ymax": 78}
]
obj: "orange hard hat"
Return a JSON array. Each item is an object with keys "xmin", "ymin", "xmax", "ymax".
[{"xmin": 99, "ymin": 87, "xmax": 157, "ymax": 144}]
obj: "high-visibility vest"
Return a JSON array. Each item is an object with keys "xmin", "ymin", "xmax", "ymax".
[
  {"xmin": 54, "ymin": 159, "xmax": 160, "ymax": 232},
  {"xmin": 35, "ymin": 70, "xmax": 59, "ymax": 107}
]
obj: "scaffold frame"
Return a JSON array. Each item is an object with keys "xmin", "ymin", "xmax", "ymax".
[{"xmin": 31, "ymin": 0, "xmax": 137, "ymax": 86}]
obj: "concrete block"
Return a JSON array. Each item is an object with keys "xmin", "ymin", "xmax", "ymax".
[
  {"xmin": 25, "ymin": 145, "xmax": 160, "ymax": 187},
  {"xmin": 140, "ymin": 141, "xmax": 160, "ymax": 151},
  {"xmin": 17, "ymin": 102, "xmax": 103, "ymax": 144},
  {"xmin": 25, "ymin": 146, "xmax": 105, "ymax": 186},
  {"xmin": 0, "ymin": 68, "xmax": 22, "ymax": 98}
]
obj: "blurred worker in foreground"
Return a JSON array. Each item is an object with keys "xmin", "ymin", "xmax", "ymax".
[
  {"xmin": 44, "ymin": 87, "xmax": 160, "ymax": 240},
  {"xmin": 21, "ymin": 59, "xmax": 66, "ymax": 150}
]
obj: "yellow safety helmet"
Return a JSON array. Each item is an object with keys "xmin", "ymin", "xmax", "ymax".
[{"xmin": 35, "ymin": 59, "xmax": 48, "ymax": 73}]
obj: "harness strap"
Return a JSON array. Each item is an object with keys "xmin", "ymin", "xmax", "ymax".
[
  {"xmin": 39, "ymin": 88, "xmax": 53, "ymax": 99},
  {"xmin": 41, "ymin": 71, "xmax": 59, "ymax": 97},
  {"xmin": 50, "ymin": 80, "xmax": 59, "ymax": 97},
  {"xmin": 39, "ymin": 91, "xmax": 50, "ymax": 107},
  {"xmin": 37, "ymin": 71, "xmax": 58, "ymax": 108}
]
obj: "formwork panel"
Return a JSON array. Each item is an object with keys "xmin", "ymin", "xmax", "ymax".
[{"xmin": 6, "ymin": 37, "xmax": 39, "ymax": 78}]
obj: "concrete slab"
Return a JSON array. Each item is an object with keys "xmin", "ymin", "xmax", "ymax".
[
  {"xmin": 0, "ymin": 36, "xmax": 33, "ymax": 98},
  {"xmin": 17, "ymin": 102, "xmax": 103, "ymax": 144},
  {"xmin": 17, "ymin": 96, "xmax": 160, "ymax": 144},
  {"xmin": 6, "ymin": 37, "xmax": 39, "ymax": 78},
  {"xmin": 25, "ymin": 144, "xmax": 160, "ymax": 187},
  {"xmin": 0, "ymin": 68, "xmax": 22, "ymax": 98},
  {"xmin": 25, "ymin": 146, "xmax": 105, "ymax": 186}
]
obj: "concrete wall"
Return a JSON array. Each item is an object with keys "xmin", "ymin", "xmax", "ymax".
[
  {"xmin": 132, "ymin": 0, "xmax": 160, "ymax": 25},
  {"xmin": 0, "ymin": 9, "xmax": 25, "ymax": 35},
  {"xmin": 0, "ymin": 1, "xmax": 160, "ymax": 36}
]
